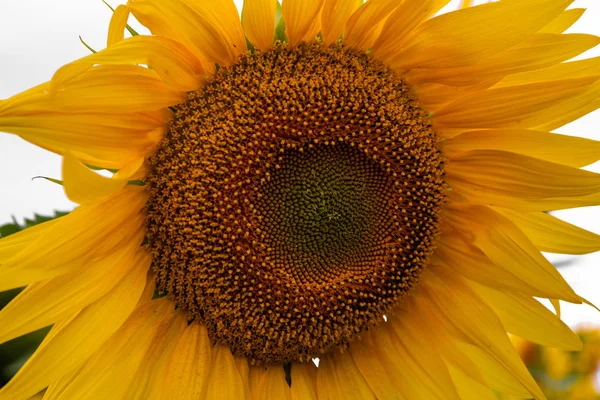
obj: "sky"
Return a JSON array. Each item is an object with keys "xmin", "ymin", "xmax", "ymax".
[{"xmin": 0, "ymin": 0, "xmax": 599, "ymax": 326}]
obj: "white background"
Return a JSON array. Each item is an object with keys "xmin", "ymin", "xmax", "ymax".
[{"xmin": 0, "ymin": 0, "xmax": 599, "ymax": 327}]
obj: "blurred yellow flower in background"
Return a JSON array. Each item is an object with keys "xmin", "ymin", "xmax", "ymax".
[{"xmin": 512, "ymin": 328, "xmax": 600, "ymax": 399}]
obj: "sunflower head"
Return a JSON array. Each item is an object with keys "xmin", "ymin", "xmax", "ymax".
[
  {"xmin": 0, "ymin": 0, "xmax": 598, "ymax": 399},
  {"xmin": 145, "ymin": 41, "xmax": 445, "ymax": 364}
]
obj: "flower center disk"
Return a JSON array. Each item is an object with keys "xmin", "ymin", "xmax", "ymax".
[{"xmin": 146, "ymin": 43, "xmax": 445, "ymax": 365}]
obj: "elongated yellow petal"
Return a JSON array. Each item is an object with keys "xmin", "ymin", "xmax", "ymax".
[
  {"xmin": 540, "ymin": 8, "xmax": 584, "ymax": 33},
  {"xmin": 407, "ymin": 33, "xmax": 599, "ymax": 86},
  {"xmin": 107, "ymin": 5, "xmax": 131, "ymax": 46},
  {"xmin": 372, "ymin": 0, "xmax": 450, "ymax": 61},
  {"xmin": 445, "ymin": 205, "xmax": 580, "ymax": 303},
  {"xmin": 408, "ymin": 296, "xmax": 489, "ymax": 390},
  {"xmin": 388, "ymin": 315, "xmax": 461, "ymax": 400},
  {"xmin": 206, "ymin": 346, "xmax": 247, "ymax": 400},
  {"xmin": 318, "ymin": 350, "xmax": 377, "ymax": 400},
  {"xmin": 282, "ymin": 0, "xmax": 324, "ymax": 46},
  {"xmin": 533, "ymin": 82, "xmax": 600, "ymax": 132},
  {"xmin": 48, "ymin": 299, "xmax": 175, "ymax": 400},
  {"xmin": 121, "ymin": 312, "xmax": 186, "ymax": 400},
  {"xmin": 497, "ymin": 56, "xmax": 600, "ymax": 88},
  {"xmin": 242, "ymin": 0, "xmax": 277, "ymax": 51},
  {"xmin": 0, "ymin": 257, "xmax": 148, "ymax": 400},
  {"xmin": 321, "ymin": 0, "xmax": 362, "ymax": 45},
  {"xmin": 0, "ymin": 187, "xmax": 147, "ymax": 290},
  {"xmin": 47, "ymin": 65, "xmax": 184, "ymax": 113},
  {"xmin": 470, "ymin": 282, "xmax": 582, "ymax": 350},
  {"xmin": 495, "ymin": 208, "xmax": 600, "ymax": 255},
  {"xmin": 250, "ymin": 365, "xmax": 291, "ymax": 400},
  {"xmin": 0, "ymin": 219, "xmax": 60, "ymax": 263},
  {"xmin": 63, "ymin": 153, "xmax": 143, "ymax": 204},
  {"xmin": 443, "ymin": 129, "xmax": 600, "ymax": 168},
  {"xmin": 0, "ymin": 110, "xmax": 166, "ymax": 170},
  {"xmin": 51, "ymin": 35, "xmax": 204, "ymax": 93},
  {"xmin": 434, "ymin": 233, "xmax": 557, "ymax": 299},
  {"xmin": 434, "ymin": 76, "xmax": 597, "ymax": 130},
  {"xmin": 127, "ymin": 0, "xmax": 246, "ymax": 67},
  {"xmin": 157, "ymin": 323, "xmax": 212, "ymax": 400},
  {"xmin": 421, "ymin": 270, "xmax": 546, "ymax": 400},
  {"xmin": 446, "ymin": 364, "xmax": 497, "ymax": 400},
  {"xmin": 387, "ymin": 0, "xmax": 573, "ymax": 70},
  {"xmin": 364, "ymin": 320, "xmax": 460, "ymax": 400},
  {"xmin": 343, "ymin": 0, "xmax": 398, "ymax": 51},
  {"xmin": 445, "ymin": 150, "xmax": 600, "ymax": 211},
  {"xmin": 291, "ymin": 362, "xmax": 317, "ymax": 400},
  {"xmin": 233, "ymin": 356, "xmax": 251, "ymax": 400},
  {"xmin": 0, "ymin": 232, "xmax": 142, "ymax": 345}
]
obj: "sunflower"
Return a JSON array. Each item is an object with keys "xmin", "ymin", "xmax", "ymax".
[{"xmin": 1, "ymin": 0, "xmax": 599, "ymax": 398}]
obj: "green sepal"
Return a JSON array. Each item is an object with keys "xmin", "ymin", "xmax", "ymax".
[
  {"xmin": 274, "ymin": 1, "xmax": 287, "ymax": 43},
  {"xmin": 32, "ymin": 176, "xmax": 63, "ymax": 186},
  {"xmin": 79, "ymin": 36, "xmax": 97, "ymax": 53}
]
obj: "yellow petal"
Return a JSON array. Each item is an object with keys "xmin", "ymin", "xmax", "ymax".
[
  {"xmin": 0, "ymin": 257, "xmax": 148, "ymax": 400},
  {"xmin": 48, "ymin": 299, "xmax": 176, "ymax": 400},
  {"xmin": 343, "ymin": 0, "xmax": 399, "ymax": 51},
  {"xmin": 317, "ymin": 350, "xmax": 377, "ymax": 400},
  {"xmin": 497, "ymin": 56, "xmax": 600, "ymax": 88},
  {"xmin": 434, "ymin": 233, "xmax": 556, "ymax": 299},
  {"xmin": 107, "ymin": 5, "xmax": 131, "ymax": 46},
  {"xmin": 434, "ymin": 76, "xmax": 597, "ymax": 130},
  {"xmin": 532, "ymin": 82, "xmax": 600, "ymax": 132},
  {"xmin": 407, "ymin": 33, "xmax": 599, "ymax": 86},
  {"xmin": 127, "ymin": 0, "xmax": 246, "ymax": 67},
  {"xmin": 494, "ymin": 208, "xmax": 600, "ymax": 255},
  {"xmin": 372, "ymin": 0, "xmax": 450, "ymax": 62},
  {"xmin": 361, "ymin": 321, "xmax": 460, "ymax": 400},
  {"xmin": 470, "ymin": 282, "xmax": 582, "ymax": 350},
  {"xmin": 421, "ymin": 270, "xmax": 546, "ymax": 400},
  {"xmin": 446, "ymin": 364, "xmax": 496, "ymax": 400},
  {"xmin": 51, "ymin": 35, "xmax": 204, "ymax": 93},
  {"xmin": 445, "ymin": 150, "xmax": 600, "ymax": 211},
  {"xmin": 443, "ymin": 129, "xmax": 600, "ymax": 168},
  {"xmin": 0, "ymin": 110, "xmax": 166, "ymax": 170},
  {"xmin": 282, "ymin": 0, "xmax": 324, "ymax": 46},
  {"xmin": 49, "ymin": 65, "xmax": 185, "ymax": 113},
  {"xmin": 321, "ymin": 0, "xmax": 362, "ymax": 45},
  {"xmin": 63, "ymin": 153, "xmax": 143, "ymax": 205},
  {"xmin": 387, "ymin": 0, "xmax": 573, "ymax": 70},
  {"xmin": 249, "ymin": 365, "xmax": 292, "ymax": 400},
  {"xmin": 408, "ymin": 296, "xmax": 489, "ymax": 391},
  {"xmin": 539, "ymin": 8, "xmax": 585, "ymax": 34},
  {"xmin": 121, "ymin": 311, "xmax": 187, "ymax": 400},
  {"xmin": 0, "ymin": 232, "xmax": 142, "ymax": 345},
  {"xmin": 158, "ymin": 323, "xmax": 212, "ymax": 400},
  {"xmin": 242, "ymin": 0, "xmax": 277, "ymax": 51},
  {"xmin": 235, "ymin": 356, "xmax": 252, "ymax": 399},
  {"xmin": 291, "ymin": 362, "xmax": 317, "ymax": 400},
  {"xmin": 206, "ymin": 346, "xmax": 247, "ymax": 400},
  {"xmin": 388, "ymin": 315, "xmax": 461, "ymax": 400},
  {"xmin": 0, "ymin": 187, "xmax": 147, "ymax": 290},
  {"xmin": 445, "ymin": 205, "xmax": 580, "ymax": 303},
  {"xmin": 0, "ymin": 219, "xmax": 60, "ymax": 263}
]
